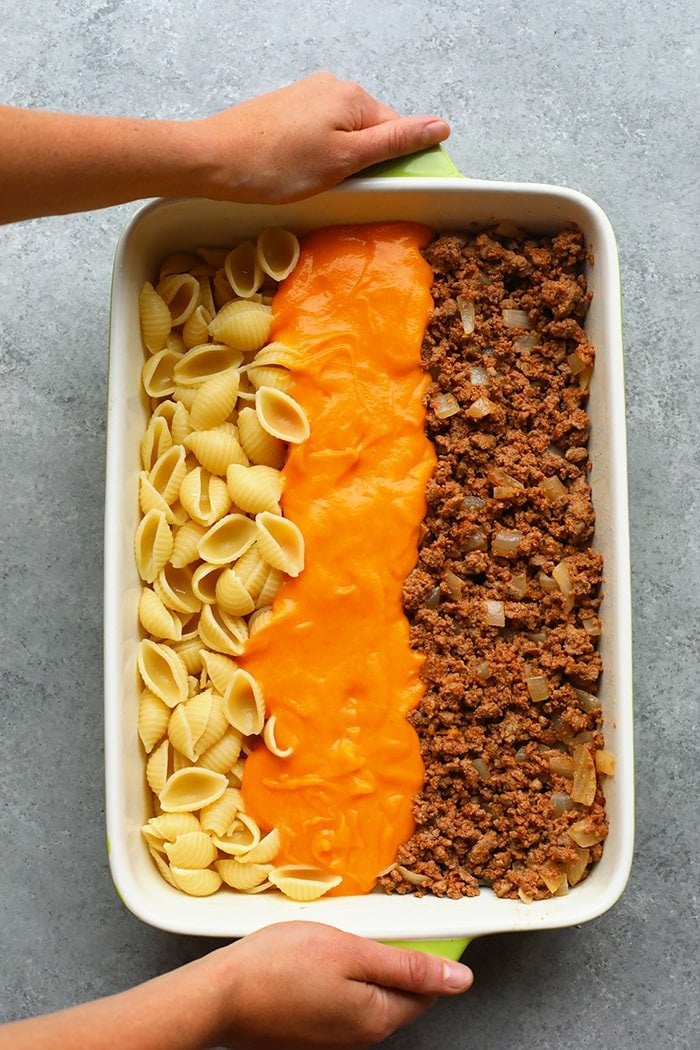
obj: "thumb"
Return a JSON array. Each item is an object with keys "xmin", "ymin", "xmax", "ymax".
[
  {"xmin": 355, "ymin": 940, "xmax": 473, "ymax": 996},
  {"xmin": 349, "ymin": 115, "xmax": 450, "ymax": 169}
]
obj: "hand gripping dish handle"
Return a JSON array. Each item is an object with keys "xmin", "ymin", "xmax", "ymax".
[{"xmin": 356, "ymin": 143, "xmax": 464, "ymax": 179}]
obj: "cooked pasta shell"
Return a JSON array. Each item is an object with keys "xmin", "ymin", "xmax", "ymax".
[
  {"xmin": 237, "ymin": 406, "xmax": 286, "ymax": 468},
  {"xmin": 256, "ymin": 227, "xmax": 300, "ymax": 281},
  {"xmin": 139, "ymin": 472, "xmax": 179, "ymax": 523},
  {"xmin": 246, "ymin": 365, "xmax": 291, "ymax": 393},
  {"xmin": 170, "ymin": 521, "xmax": 207, "ymax": 568},
  {"xmin": 225, "ymin": 240, "xmax": 264, "ymax": 298},
  {"xmin": 174, "ymin": 343, "xmax": 244, "ymax": 388},
  {"xmin": 245, "ymin": 880, "xmax": 274, "ymax": 894},
  {"xmin": 146, "ymin": 738, "xmax": 170, "ymax": 794},
  {"xmin": 182, "ymin": 304, "xmax": 213, "ymax": 350},
  {"xmin": 209, "ymin": 300, "xmax": 273, "ymax": 353},
  {"xmin": 192, "ymin": 562, "xmax": 227, "ymax": 605},
  {"xmin": 170, "ymin": 866, "xmax": 222, "ymax": 896},
  {"xmin": 228, "ymin": 759, "xmax": 245, "ymax": 788},
  {"xmin": 226, "ymin": 463, "xmax": 283, "ymax": 515},
  {"xmin": 159, "ymin": 766, "xmax": 228, "ymax": 812},
  {"xmin": 149, "ymin": 444, "xmax": 188, "ymax": 506},
  {"xmin": 199, "ymin": 787, "xmax": 244, "ymax": 837},
  {"xmin": 256, "ymin": 565, "xmax": 283, "ymax": 608},
  {"xmin": 248, "ymin": 606, "xmax": 273, "ymax": 636},
  {"xmin": 212, "ymin": 813, "xmax": 261, "ymax": 856},
  {"xmin": 166, "ymin": 332, "xmax": 187, "ymax": 355},
  {"xmin": 172, "ymin": 628, "xmax": 205, "ymax": 676},
  {"xmin": 189, "ymin": 369, "xmax": 241, "ymax": 431},
  {"xmin": 197, "ymin": 246, "xmax": 229, "ymax": 268},
  {"xmin": 168, "ymin": 692, "xmax": 213, "ymax": 761},
  {"xmin": 263, "ymin": 714, "xmax": 294, "ymax": 758},
  {"xmin": 139, "ymin": 281, "xmax": 171, "ymax": 353},
  {"xmin": 255, "ymin": 511, "xmax": 304, "ymax": 577},
  {"xmin": 158, "ymin": 252, "xmax": 201, "ymax": 279},
  {"xmin": 169, "ymin": 401, "xmax": 192, "ymax": 445},
  {"xmin": 185, "ymin": 428, "xmax": 248, "ymax": 476},
  {"xmin": 198, "ymin": 604, "xmax": 249, "ymax": 657},
  {"xmin": 153, "ymin": 562, "xmax": 201, "ymax": 615},
  {"xmin": 137, "ymin": 638, "xmax": 189, "ymax": 707},
  {"xmin": 157, "ymin": 273, "xmax": 201, "ymax": 326},
  {"xmin": 172, "ymin": 747, "xmax": 192, "ymax": 772},
  {"xmin": 152, "ymin": 398, "xmax": 179, "ymax": 427},
  {"xmin": 213, "ymin": 267, "xmax": 235, "ymax": 309},
  {"xmin": 195, "ymin": 692, "xmax": 229, "ymax": 756},
  {"xmin": 135, "ymin": 509, "xmax": 173, "ymax": 583},
  {"xmin": 243, "ymin": 827, "xmax": 282, "ymax": 865},
  {"xmin": 173, "ymin": 383, "xmax": 197, "ymax": 410},
  {"xmin": 165, "ymin": 831, "xmax": 218, "ymax": 869},
  {"xmin": 197, "ymin": 514, "xmax": 258, "ymax": 565},
  {"xmin": 197, "ymin": 275, "xmax": 217, "ymax": 317},
  {"xmin": 215, "ymin": 859, "xmax": 273, "ymax": 890},
  {"xmin": 138, "ymin": 688, "xmax": 171, "ymax": 753},
  {"xmin": 233, "ymin": 545, "xmax": 268, "ymax": 600},
  {"xmin": 200, "ymin": 651, "xmax": 238, "ymax": 694},
  {"xmin": 215, "ymin": 568, "xmax": 256, "ymax": 616},
  {"xmin": 179, "ymin": 467, "xmax": 231, "ymax": 526},
  {"xmin": 223, "ymin": 668, "xmax": 265, "ymax": 736},
  {"xmin": 198, "ymin": 727, "xmax": 243, "ymax": 773},
  {"xmin": 255, "ymin": 387, "xmax": 310, "ymax": 444},
  {"xmin": 141, "ymin": 415, "xmax": 173, "ymax": 470},
  {"xmin": 139, "ymin": 588, "xmax": 183, "ymax": 641},
  {"xmin": 268, "ymin": 865, "xmax": 342, "ymax": 901},
  {"xmin": 146, "ymin": 812, "xmax": 200, "ymax": 843},
  {"xmin": 142, "ymin": 348, "xmax": 182, "ymax": 398},
  {"xmin": 149, "ymin": 846, "xmax": 178, "ymax": 887},
  {"xmin": 247, "ymin": 340, "xmax": 301, "ymax": 370}
]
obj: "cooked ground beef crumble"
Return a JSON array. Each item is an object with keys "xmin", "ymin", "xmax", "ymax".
[{"xmin": 380, "ymin": 225, "xmax": 609, "ymax": 902}]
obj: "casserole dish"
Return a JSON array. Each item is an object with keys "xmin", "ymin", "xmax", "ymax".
[{"xmin": 104, "ymin": 150, "xmax": 634, "ymax": 954}]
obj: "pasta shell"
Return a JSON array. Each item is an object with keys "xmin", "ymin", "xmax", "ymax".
[
  {"xmin": 137, "ymin": 638, "xmax": 189, "ymax": 707},
  {"xmin": 139, "ymin": 472, "xmax": 179, "ymax": 523},
  {"xmin": 228, "ymin": 759, "xmax": 245, "ymax": 788},
  {"xmin": 198, "ymin": 605, "xmax": 248, "ymax": 657},
  {"xmin": 139, "ymin": 282, "xmax": 171, "ymax": 353},
  {"xmin": 189, "ymin": 370, "xmax": 241, "ymax": 431},
  {"xmin": 215, "ymin": 568, "xmax": 256, "ymax": 616},
  {"xmin": 242, "ymin": 827, "xmax": 282, "ymax": 865},
  {"xmin": 179, "ymin": 467, "xmax": 231, "ymax": 526},
  {"xmin": 268, "ymin": 865, "xmax": 342, "ymax": 901},
  {"xmin": 169, "ymin": 401, "xmax": 192, "ymax": 445},
  {"xmin": 226, "ymin": 464, "xmax": 283, "ymax": 515},
  {"xmin": 246, "ymin": 365, "xmax": 291, "ymax": 392},
  {"xmin": 159, "ymin": 767, "xmax": 228, "ymax": 812},
  {"xmin": 198, "ymin": 246, "xmax": 229, "ymax": 268},
  {"xmin": 209, "ymin": 300, "xmax": 273, "ymax": 353},
  {"xmin": 134, "ymin": 509, "xmax": 173, "ymax": 583},
  {"xmin": 138, "ymin": 689, "xmax": 171, "ymax": 753},
  {"xmin": 223, "ymin": 668, "xmax": 265, "ymax": 736},
  {"xmin": 233, "ymin": 546, "xmax": 268, "ymax": 600},
  {"xmin": 212, "ymin": 813, "xmax": 261, "ymax": 856},
  {"xmin": 200, "ymin": 651, "xmax": 238, "ymax": 694},
  {"xmin": 170, "ymin": 866, "xmax": 222, "ymax": 896},
  {"xmin": 165, "ymin": 831, "xmax": 218, "ymax": 869},
  {"xmin": 149, "ymin": 846, "xmax": 177, "ymax": 887},
  {"xmin": 170, "ymin": 521, "xmax": 207, "ymax": 568},
  {"xmin": 149, "ymin": 444, "xmax": 188, "ymax": 506},
  {"xmin": 142, "ymin": 348, "xmax": 182, "ymax": 398},
  {"xmin": 256, "ymin": 227, "xmax": 300, "ymax": 281},
  {"xmin": 256, "ymin": 565, "xmax": 283, "ymax": 607},
  {"xmin": 172, "ymin": 627, "xmax": 204, "ymax": 676},
  {"xmin": 238, "ymin": 406, "xmax": 286, "ymax": 468},
  {"xmin": 159, "ymin": 252, "xmax": 202, "ymax": 279},
  {"xmin": 172, "ymin": 747, "xmax": 192, "ymax": 772},
  {"xmin": 213, "ymin": 267, "xmax": 235, "ymax": 309},
  {"xmin": 244, "ymin": 880, "xmax": 274, "ymax": 894},
  {"xmin": 198, "ymin": 727, "xmax": 243, "ymax": 773},
  {"xmin": 215, "ymin": 859, "xmax": 272, "ymax": 890},
  {"xmin": 156, "ymin": 273, "xmax": 201, "ymax": 325},
  {"xmin": 153, "ymin": 563, "xmax": 201, "ymax": 615},
  {"xmin": 263, "ymin": 714, "xmax": 294, "ymax": 758},
  {"xmin": 151, "ymin": 398, "xmax": 179, "ymax": 427},
  {"xmin": 197, "ymin": 514, "xmax": 258, "ymax": 565},
  {"xmin": 146, "ymin": 738, "xmax": 170, "ymax": 794},
  {"xmin": 168, "ymin": 692, "xmax": 213, "ymax": 761},
  {"xmin": 255, "ymin": 387, "xmax": 310, "ymax": 444},
  {"xmin": 192, "ymin": 562, "xmax": 227, "ymax": 605},
  {"xmin": 174, "ymin": 343, "xmax": 244, "ymax": 388},
  {"xmin": 198, "ymin": 275, "xmax": 218, "ymax": 317},
  {"xmin": 173, "ymin": 383, "xmax": 197, "ymax": 410},
  {"xmin": 182, "ymin": 305, "xmax": 213, "ymax": 350},
  {"xmin": 195, "ymin": 692, "xmax": 230, "ymax": 758},
  {"xmin": 225, "ymin": 240, "xmax": 263, "ymax": 298},
  {"xmin": 145, "ymin": 812, "xmax": 200, "ymax": 843},
  {"xmin": 166, "ymin": 332, "xmax": 187, "ymax": 355},
  {"xmin": 185, "ymin": 428, "xmax": 248, "ymax": 476},
  {"xmin": 248, "ymin": 606, "xmax": 273, "ymax": 636},
  {"xmin": 139, "ymin": 588, "xmax": 183, "ymax": 641},
  {"xmin": 255, "ymin": 511, "xmax": 304, "ymax": 577},
  {"xmin": 246, "ymin": 341, "xmax": 301, "ymax": 370},
  {"xmin": 199, "ymin": 787, "xmax": 244, "ymax": 837},
  {"xmin": 141, "ymin": 415, "xmax": 173, "ymax": 470}
]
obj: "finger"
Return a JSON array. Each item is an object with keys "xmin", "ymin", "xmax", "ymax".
[
  {"xmin": 353, "ymin": 940, "xmax": 472, "ymax": 996},
  {"xmin": 359, "ymin": 986, "xmax": 440, "ymax": 1043},
  {"xmin": 346, "ymin": 115, "xmax": 450, "ymax": 169}
]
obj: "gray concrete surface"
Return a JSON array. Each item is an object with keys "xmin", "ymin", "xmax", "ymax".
[{"xmin": 0, "ymin": 1, "xmax": 698, "ymax": 1047}]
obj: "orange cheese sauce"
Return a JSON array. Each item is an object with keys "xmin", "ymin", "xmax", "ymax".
[{"xmin": 241, "ymin": 223, "xmax": 435, "ymax": 895}]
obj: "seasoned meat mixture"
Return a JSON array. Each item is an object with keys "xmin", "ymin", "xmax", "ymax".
[{"xmin": 380, "ymin": 225, "xmax": 610, "ymax": 902}]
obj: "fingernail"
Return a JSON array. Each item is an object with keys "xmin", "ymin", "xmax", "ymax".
[
  {"xmin": 442, "ymin": 960, "xmax": 473, "ymax": 991},
  {"xmin": 422, "ymin": 120, "xmax": 449, "ymax": 144}
]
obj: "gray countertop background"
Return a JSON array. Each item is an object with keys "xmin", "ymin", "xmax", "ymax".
[{"xmin": 0, "ymin": 1, "xmax": 697, "ymax": 1047}]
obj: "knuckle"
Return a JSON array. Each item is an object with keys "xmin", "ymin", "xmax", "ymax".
[{"xmin": 404, "ymin": 950, "xmax": 431, "ymax": 986}]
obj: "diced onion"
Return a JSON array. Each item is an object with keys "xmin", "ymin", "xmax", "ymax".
[
  {"xmin": 574, "ymin": 687, "xmax": 601, "ymax": 713},
  {"xmin": 540, "ymin": 475, "xmax": 567, "ymax": 501},
  {"xmin": 489, "ymin": 467, "xmax": 524, "ymax": 489},
  {"xmin": 570, "ymin": 744, "xmax": 597, "ymax": 806},
  {"xmin": 503, "ymin": 308, "xmax": 532, "ymax": 329},
  {"xmin": 515, "ymin": 746, "xmax": 528, "ymax": 764},
  {"xmin": 469, "ymin": 364, "xmax": 490, "ymax": 386},
  {"xmin": 568, "ymin": 818, "xmax": 606, "ymax": 848},
  {"xmin": 551, "ymin": 789, "xmax": 575, "ymax": 814},
  {"xmin": 492, "ymin": 529, "xmax": 523, "ymax": 558},
  {"xmin": 466, "ymin": 396, "xmax": 497, "ymax": 419},
  {"xmin": 457, "ymin": 296, "xmax": 476, "ymax": 334},
  {"xmin": 425, "ymin": 586, "xmax": 441, "ymax": 609},
  {"xmin": 567, "ymin": 350, "xmax": 587, "ymax": 375},
  {"xmin": 581, "ymin": 614, "xmax": 601, "ymax": 636},
  {"xmin": 514, "ymin": 333, "xmax": 539, "ymax": 351},
  {"xmin": 494, "ymin": 220, "xmax": 521, "ymax": 238},
  {"xmin": 493, "ymin": 485, "xmax": 519, "ymax": 499},
  {"xmin": 434, "ymin": 392, "xmax": 461, "ymax": 419},
  {"xmin": 517, "ymin": 887, "xmax": 534, "ymax": 904},
  {"xmin": 471, "ymin": 757, "xmax": 491, "ymax": 781},
  {"xmin": 578, "ymin": 365, "xmax": 593, "ymax": 390},
  {"xmin": 526, "ymin": 675, "xmax": 550, "ymax": 702},
  {"xmin": 475, "ymin": 660, "xmax": 491, "ymax": 681},
  {"xmin": 461, "ymin": 495, "xmax": 486, "ymax": 510},
  {"xmin": 508, "ymin": 573, "xmax": 528, "ymax": 598},
  {"xmin": 396, "ymin": 865, "xmax": 430, "ymax": 886},
  {"xmin": 540, "ymin": 867, "xmax": 567, "ymax": 893},
  {"xmin": 464, "ymin": 530, "xmax": 487, "ymax": 551},
  {"xmin": 595, "ymin": 750, "xmax": 616, "ymax": 776},
  {"xmin": 564, "ymin": 845, "xmax": 590, "ymax": 885},
  {"xmin": 549, "ymin": 754, "xmax": 574, "ymax": 778},
  {"xmin": 444, "ymin": 570, "xmax": 463, "ymax": 600},
  {"xmin": 538, "ymin": 572, "xmax": 558, "ymax": 593},
  {"xmin": 552, "ymin": 560, "xmax": 572, "ymax": 595},
  {"xmin": 484, "ymin": 599, "xmax": 505, "ymax": 627}
]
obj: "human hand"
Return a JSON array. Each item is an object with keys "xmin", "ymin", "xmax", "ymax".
[
  {"xmin": 191, "ymin": 921, "xmax": 472, "ymax": 1050},
  {"xmin": 188, "ymin": 72, "xmax": 450, "ymax": 204}
]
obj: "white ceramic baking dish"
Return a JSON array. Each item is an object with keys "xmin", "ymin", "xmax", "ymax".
[{"xmin": 104, "ymin": 150, "xmax": 634, "ymax": 954}]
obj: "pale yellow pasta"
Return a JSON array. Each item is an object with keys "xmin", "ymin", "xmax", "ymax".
[
  {"xmin": 215, "ymin": 859, "xmax": 272, "ymax": 890},
  {"xmin": 153, "ymin": 563, "xmax": 201, "ymax": 615},
  {"xmin": 185, "ymin": 427, "xmax": 248, "ymax": 476},
  {"xmin": 138, "ymin": 472, "xmax": 176, "ymax": 522},
  {"xmin": 182, "ymin": 304, "xmax": 212, "ymax": 350},
  {"xmin": 226, "ymin": 463, "xmax": 283, "ymax": 515},
  {"xmin": 215, "ymin": 568, "xmax": 255, "ymax": 616},
  {"xmin": 255, "ymin": 386, "xmax": 310, "ymax": 445},
  {"xmin": 139, "ymin": 282, "xmax": 171, "ymax": 353},
  {"xmin": 233, "ymin": 546, "xmax": 268, "ymax": 600},
  {"xmin": 192, "ymin": 562, "xmax": 227, "ymax": 605},
  {"xmin": 170, "ymin": 401, "xmax": 193, "ymax": 445},
  {"xmin": 138, "ymin": 688, "xmax": 171, "ymax": 753},
  {"xmin": 246, "ymin": 365, "xmax": 291, "ymax": 392},
  {"xmin": 243, "ymin": 827, "xmax": 281, "ymax": 865},
  {"xmin": 165, "ymin": 831, "xmax": 218, "ymax": 869},
  {"xmin": 145, "ymin": 812, "xmax": 200, "ymax": 843},
  {"xmin": 237, "ymin": 406, "xmax": 286, "ymax": 468},
  {"xmin": 139, "ymin": 588, "xmax": 182, "ymax": 641},
  {"xmin": 255, "ymin": 511, "xmax": 305, "ymax": 577},
  {"xmin": 171, "ymin": 628, "xmax": 204, "ymax": 676},
  {"xmin": 146, "ymin": 738, "xmax": 170, "ymax": 794},
  {"xmin": 159, "ymin": 766, "xmax": 228, "ymax": 812},
  {"xmin": 228, "ymin": 758, "xmax": 245, "ymax": 788},
  {"xmin": 197, "ymin": 513, "xmax": 258, "ymax": 565},
  {"xmin": 172, "ymin": 383, "xmax": 197, "ymax": 410},
  {"xmin": 149, "ymin": 847, "xmax": 178, "ymax": 887},
  {"xmin": 170, "ymin": 866, "xmax": 222, "ymax": 896},
  {"xmin": 141, "ymin": 415, "xmax": 172, "ymax": 470},
  {"xmin": 166, "ymin": 332, "xmax": 187, "ymax": 355},
  {"xmin": 256, "ymin": 227, "xmax": 300, "ymax": 281},
  {"xmin": 158, "ymin": 252, "xmax": 201, "ymax": 279},
  {"xmin": 248, "ymin": 606, "xmax": 273, "ymax": 636},
  {"xmin": 142, "ymin": 348, "xmax": 182, "ymax": 398},
  {"xmin": 148, "ymin": 444, "xmax": 188, "ymax": 506},
  {"xmin": 197, "ymin": 246, "xmax": 229, "ymax": 268},
  {"xmin": 170, "ymin": 520, "xmax": 207, "ymax": 568},
  {"xmin": 179, "ymin": 467, "xmax": 231, "ymax": 526},
  {"xmin": 223, "ymin": 668, "xmax": 265, "ymax": 736},
  {"xmin": 268, "ymin": 866, "xmax": 342, "ymax": 901},
  {"xmin": 198, "ymin": 726, "xmax": 243, "ymax": 774},
  {"xmin": 195, "ymin": 693, "xmax": 230, "ymax": 759},
  {"xmin": 156, "ymin": 273, "xmax": 201, "ymax": 325},
  {"xmin": 211, "ymin": 813, "xmax": 261, "ymax": 856},
  {"xmin": 199, "ymin": 787, "xmax": 244, "ymax": 837},
  {"xmin": 255, "ymin": 565, "xmax": 283, "ymax": 608},
  {"xmin": 263, "ymin": 714, "xmax": 294, "ymax": 758},
  {"xmin": 200, "ymin": 651, "xmax": 238, "ymax": 694},
  {"xmin": 168, "ymin": 692, "xmax": 212, "ymax": 761},
  {"xmin": 151, "ymin": 399, "xmax": 179, "ymax": 429},
  {"xmin": 189, "ymin": 370, "xmax": 241, "ymax": 431},
  {"xmin": 174, "ymin": 343, "xmax": 244, "ymax": 387},
  {"xmin": 134, "ymin": 509, "xmax": 173, "ymax": 583},
  {"xmin": 208, "ymin": 300, "xmax": 273, "ymax": 353},
  {"xmin": 137, "ymin": 638, "xmax": 189, "ymax": 708},
  {"xmin": 213, "ymin": 267, "xmax": 236, "ymax": 309},
  {"xmin": 244, "ymin": 880, "xmax": 274, "ymax": 894},
  {"xmin": 197, "ymin": 275, "xmax": 217, "ymax": 318},
  {"xmin": 172, "ymin": 747, "xmax": 192, "ymax": 772},
  {"xmin": 224, "ymin": 240, "xmax": 264, "ymax": 299},
  {"xmin": 245, "ymin": 340, "xmax": 301, "ymax": 370},
  {"xmin": 198, "ymin": 605, "xmax": 248, "ymax": 657}
]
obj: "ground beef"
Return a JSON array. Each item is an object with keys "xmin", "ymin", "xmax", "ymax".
[{"xmin": 380, "ymin": 225, "xmax": 609, "ymax": 902}]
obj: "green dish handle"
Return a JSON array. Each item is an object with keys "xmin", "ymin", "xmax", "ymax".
[
  {"xmin": 356, "ymin": 144, "xmax": 464, "ymax": 180},
  {"xmin": 383, "ymin": 937, "xmax": 471, "ymax": 961}
]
